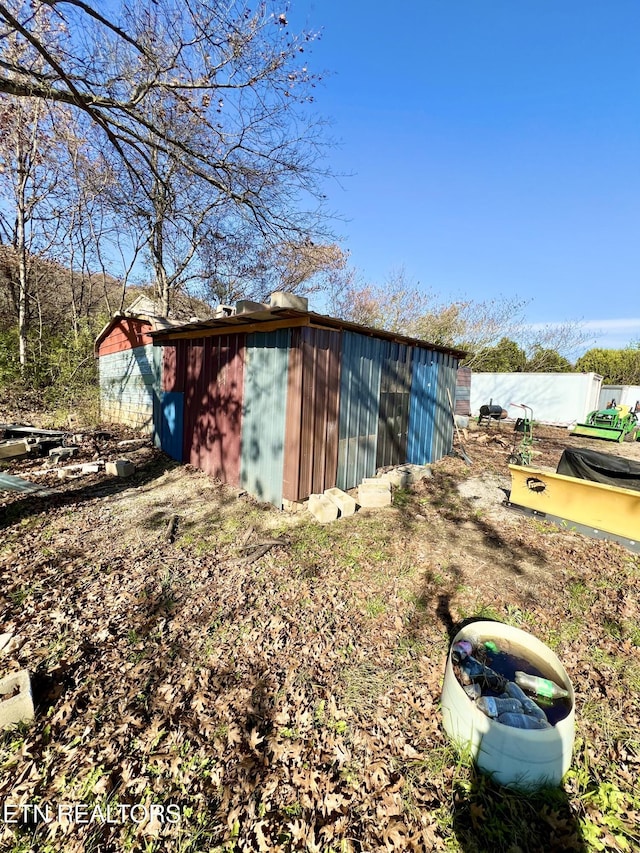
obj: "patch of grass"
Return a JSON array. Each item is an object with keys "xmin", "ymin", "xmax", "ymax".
[
  {"xmin": 340, "ymin": 662, "xmax": 394, "ymax": 713},
  {"xmin": 363, "ymin": 595, "xmax": 386, "ymax": 617},
  {"xmin": 392, "ymin": 488, "xmax": 412, "ymax": 508}
]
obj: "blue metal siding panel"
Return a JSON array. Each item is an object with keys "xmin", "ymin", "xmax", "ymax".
[
  {"xmin": 337, "ymin": 332, "xmax": 383, "ymax": 490},
  {"xmin": 407, "ymin": 348, "xmax": 439, "ymax": 464},
  {"xmin": 160, "ymin": 392, "xmax": 184, "ymax": 460},
  {"xmin": 240, "ymin": 329, "xmax": 290, "ymax": 507}
]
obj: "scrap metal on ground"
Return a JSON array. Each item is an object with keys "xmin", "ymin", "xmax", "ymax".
[{"xmin": 0, "ymin": 424, "xmax": 66, "ymax": 460}]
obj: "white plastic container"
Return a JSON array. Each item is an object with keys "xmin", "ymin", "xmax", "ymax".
[{"xmin": 440, "ymin": 621, "xmax": 575, "ymax": 789}]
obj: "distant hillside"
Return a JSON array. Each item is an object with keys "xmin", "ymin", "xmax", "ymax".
[{"xmin": 0, "ymin": 244, "xmax": 214, "ymax": 335}]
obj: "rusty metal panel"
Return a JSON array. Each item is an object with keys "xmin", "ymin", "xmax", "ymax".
[
  {"xmin": 182, "ymin": 334, "xmax": 245, "ymax": 485},
  {"xmin": 162, "ymin": 344, "xmax": 187, "ymax": 392},
  {"xmin": 336, "ymin": 332, "xmax": 383, "ymax": 490},
  {"xmin": 455, "ymin": 366, "xmax": 472, "ymax": 415},
  {"xmin": 283, "ymin": 327, "xmax": 341, "ymax": 501},
  {"xmin": 376, "ymin": 341, "xmax": 413, "ymax": 468},
  {"xmin": 240, "ymin": 330, "xmax": 290, "ymax": 507}
]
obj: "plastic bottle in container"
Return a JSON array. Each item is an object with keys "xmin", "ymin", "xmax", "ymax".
[
  {"xmin": 515, "ymin": 671, "xmax": 569, "ymax": 700},
  {"xmin": 497, "ymin": 712, "xmax": 552, "ymax": 730},
  {"xmin": 477, "ymin": 696, "xmax": 524, "ymax": 718},
  {"xmin": 451, "ymin": 640, "xmax": 474, "ymax": 659},
  {"xmin": 457, "ymin": 655, "xmax": 508, "ymax": 692},
  {"xmin": 504, "ymin": 680, "xmax": 548, "ymax": 722}
]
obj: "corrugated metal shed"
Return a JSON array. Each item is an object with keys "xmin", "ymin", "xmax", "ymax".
[
  {"xmin": 376, "ymin": 341, "xmax": 413, "ymax": 468},
  {"xmin": 336, "ymin": 332, "xmax": 383, "ymax": 491},
  {"xmin": 149, "ymin": 306, "xmax": 465, "ymax": 506},
  {"xmin": 406, "ymin": 348, "xmax": 439, "ymax": 465},
  {"xmin": 433, "ymin": 352, "xmax": 458, "ymax": 461}
]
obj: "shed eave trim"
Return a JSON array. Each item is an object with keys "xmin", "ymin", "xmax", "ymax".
[{"xmin": 151, "ymin": 315, "xmax": 311, "ymax": 342}]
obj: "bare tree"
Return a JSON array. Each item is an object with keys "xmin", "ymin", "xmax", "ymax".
[
  {"xmin": 0, "ymin": 1, "xmax": 334, "ymax": 315},
  {"xmin": 0, "ymin": 91, "xmax": 65, "ymax": 368},
  {"xmin": 333, "ymin": 267, "xmax": 589, "ymax": 368}
]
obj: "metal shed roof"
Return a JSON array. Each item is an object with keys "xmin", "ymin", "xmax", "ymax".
[{"xmin": 149, "ymin": 306, "xmax": 467, "ymax": 359}]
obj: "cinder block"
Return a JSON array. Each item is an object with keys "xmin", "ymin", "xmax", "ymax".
[
  {"xmin": 283, "ymin": 499, "xmax": 306, "ymax": 513},
  {"xmin": 308, "ymin": 493, "xmax": 339, "ymax": 523},
  {"xmin": 105, "ymin": 459, "xmax": 136, "ymax": 477},
  {"xmin": 357, "ymin": 483, "xmax": 392, "ymax": 507},
  {"xmin": 81, "ymin": 463, "xmax": 101, "ymax": 474},
  {"xmin": 270, "ymin": 291, "xmax": 309, "ymax": 312},
  {"xmin": 0, "ymin": 670, "xmax": 34, "ymax": 731},
  {"xmin": 48, "ymin": 446, "xmax": 78, "ymax": 460},
  {"xmin": 236, "ymin": 299, "xmax": 267, "ymax": 314},
  {"xmin": 324, "ymin": 487, "xmax": 357, "ymax": 517},
  {"xmin": 361, "ymin": 478, "xmax": 391, "ymax": 489}
]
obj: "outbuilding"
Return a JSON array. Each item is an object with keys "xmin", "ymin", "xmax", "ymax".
[{"xmin": 149, "ymin": 295, "xmax": 464, "ymax": 507}]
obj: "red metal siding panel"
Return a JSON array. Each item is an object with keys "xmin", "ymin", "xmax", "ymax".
[
  {"xmin": 181, "ymin": 335, "xmax": 245, "ymax": 484},
  {"xmin": 98, "ymin": 319, "xmax": 154, "ymax": 356},
  {"xmin": 162, "ymin": 344, "xmax": 187, "ymax": 392},
  {"xmin": 283, "ymin": 327, "xmax": 341, "ymax": 501}
]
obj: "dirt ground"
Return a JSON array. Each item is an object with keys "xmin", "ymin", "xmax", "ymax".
[
  {"xmin": 1, "ymin": 413, "xmax": 639, "ymax": 852},
  {"xmin": 453, "ymin": 419, "xmax": 640, "ymax": 525}
]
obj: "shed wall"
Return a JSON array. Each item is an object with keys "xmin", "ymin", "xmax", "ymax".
[
  {"xmin": 98, "ymin": 318, "xmax": 154, "ymax": 356},
  {"xmin": 376, "ymin": 342, "xmax": 412, "ymax": 468},
  {"xmin": 241, "ymin": 330, "xmax": 290, "ymax": 506},
  {"xmin": 406, "ymin": 349, "xmax": 440, "ymax": 464},
  {"xmin": 432, "ymin": 353, "xmax": 458, "ymax": 461},
  {"xmin": 159, "ymin": 391, "xmax": 184, "ymax": 460}
]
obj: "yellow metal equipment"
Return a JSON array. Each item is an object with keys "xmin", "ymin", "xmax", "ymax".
[{"xmin": 507, "ymin": 464, "xmax": 640, "ymax": 550}]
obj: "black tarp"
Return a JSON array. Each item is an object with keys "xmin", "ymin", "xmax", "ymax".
[{"xmin": 556, "ymin": 447, "xmax": 640, "ymax": 492}]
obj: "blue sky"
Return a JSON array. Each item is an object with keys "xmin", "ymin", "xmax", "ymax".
[{"xmin": 291, "ymin": 1, "xmax": 640, "ymax": 353}]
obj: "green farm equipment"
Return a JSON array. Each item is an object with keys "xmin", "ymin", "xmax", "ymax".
[
  {"xmin": 507, "ymin": 403, "xmax": 534, "ymax": 465},
  {"xmin": 570, "ymin": 405, "xmax": 638, "ymax": 443}
]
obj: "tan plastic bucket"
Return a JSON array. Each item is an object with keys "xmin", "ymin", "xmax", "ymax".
[{"xmin": 440, "ymin": 621, "xmax": 575, "ymax": 789}]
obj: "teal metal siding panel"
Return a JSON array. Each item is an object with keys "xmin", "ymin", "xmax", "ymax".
[
  {"xmin": 337, "ymin": 332, "xmax": 383, "ymax": 490},
  {"xmin": 240, "ymin": 330, "xmax": 290, "ymax": 506},
  {"xmin": 407, "ymin": 348, "xmax": 440, "ymax": 464},
  {"xmin": 99, "ymin": 344, "xmax": 159, "ymax": 432}
]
